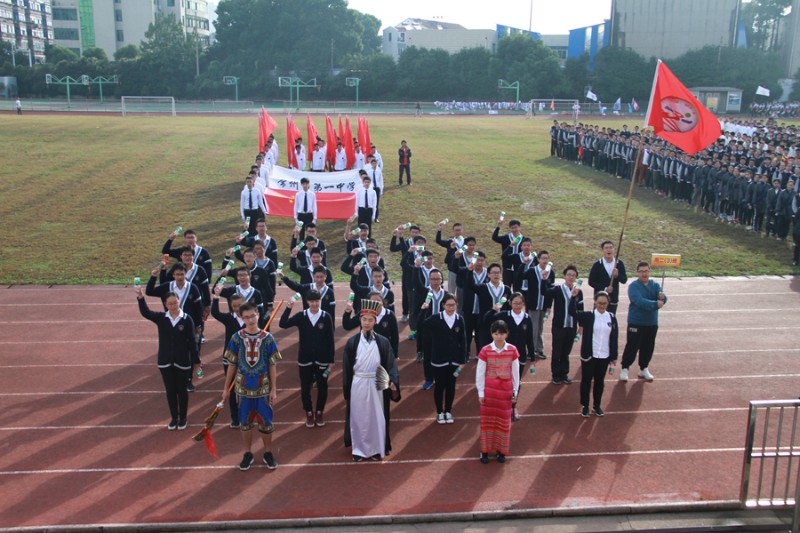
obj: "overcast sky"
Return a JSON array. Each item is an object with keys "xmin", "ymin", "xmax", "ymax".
[{"xmin": 206, "ymin": 0, "xmax": 613, "ymax": 35}]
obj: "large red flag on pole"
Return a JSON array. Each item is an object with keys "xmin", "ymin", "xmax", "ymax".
[
  {"xmin": 325, "ymin": 115, "xmax": 337, "ymax": 169},
  {"xmin": 260, "ymin": 108, "xmax": 277, "ymax": 151},
  {"xmin": 307, "ymin": 115, "xmax": 320, "ymax": 157},
  {"xmin": 644, "ymin": 60, "xmax": 721, "ymax": 155},
  {"xmin": 286, "ymin": 116, "xmax": 302, "ymax": 168},
  {"xmin": 258, "ymin": 113, "xmax": 266, "ymax": 152},
  {"xmin": 358, "ymin": 117, "xmax": 372, "ymax": 157},
  {"xmin": 344, "ymin": 117, "xmax": 356, "ymax": 169}
]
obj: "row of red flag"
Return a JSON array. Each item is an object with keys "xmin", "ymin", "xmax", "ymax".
[{"xmin": 257, "ymin": 108, "xmax": 373, "ymax": 170}]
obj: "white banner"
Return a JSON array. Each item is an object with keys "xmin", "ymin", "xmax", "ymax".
[
  {"xmin": 268, "ymin": 165, "xmax": 361, "ymax": 194},
  {"xmin": 586, "ymin": 90, "xmax": 598, "ymax": 102},
  {"xmin": 756, "ymin": 85, "xmax": 771, "ymax": 97}
]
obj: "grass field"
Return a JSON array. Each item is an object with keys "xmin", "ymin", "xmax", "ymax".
[{"xmin": 0, "ymin": 113, "xmax": 795, "ymax": 285}]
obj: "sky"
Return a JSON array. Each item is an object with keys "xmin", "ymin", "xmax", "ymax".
[{"xmin": 206, "ymin": 0, "xmax": 613, "ymax": 35}]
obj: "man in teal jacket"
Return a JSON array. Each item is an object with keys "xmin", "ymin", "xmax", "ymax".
[{"xmin": 619, "ymin": 261, "xmax": 667, "ymax": 382}]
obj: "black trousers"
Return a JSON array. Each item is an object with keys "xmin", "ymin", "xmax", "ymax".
[
  {"xmin": 373, "ymin": 187, "xmax": 381, "ymax": 219},
  {"xmin": 551, "ymin": 327, "xmax": 576, "ymax": 381},
  {"xmin": 621, "ymin": 324, "xmax": 659, "ymax": 370},
  {"xmin": 357, "ymin": 207, "xmax": 374, "ymax": 237},
  {"xmin": 299, "ymin": 363, "xmax": 330, "ymax": 413},
  {"xmin": 243, "ymin": 208, "xmax": 264, "ymax": 235},
  {"xmin": 464, "ymin": 312, "xmax": 480, "ymax": 355},
  {"xmin": 159, "ymin": 366, "xmax": 191, "ymax": 421},
  {"xmin": 400, "ymin": 271, "xmax": 411, "ymax": 316},
  {"xmin": 580, "ymin": 357, "xmax": 610, "ymax": 408},
  {"xmin": 432, "ymin": 365, "xmax": 457, "ymax": 413},
  {"xmin": 296, "ymin": 212, "xmax": 313, "ymax": 240},
  {"xmin": 399, "ymin": 165, "xmax": 411, "ymax": 184}
]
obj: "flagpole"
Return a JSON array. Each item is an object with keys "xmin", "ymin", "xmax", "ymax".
[
  {"xmin": 643, "ymin": 59, "xmax": 661, "ymax": 129},
  {"xmin": 608, "ymin": 146, "xmax": 644, "ymax": 293}
]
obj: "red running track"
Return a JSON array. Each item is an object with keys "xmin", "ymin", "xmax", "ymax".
[{"xmin": 1, "ymin": 277, "xmax": 799, "ymax": 529}]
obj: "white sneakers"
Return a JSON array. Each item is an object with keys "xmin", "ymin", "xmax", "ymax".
[
  {"xmin": 639, "ymin": 368, "xmax": 654, "ymax": 381},
  {"xmin": 437, "ymin": 412, "xmax": 454, "ymax": 424},
  {"xmin": 619, "ymin": 367, "xmax": 654, "ymax": 382}
]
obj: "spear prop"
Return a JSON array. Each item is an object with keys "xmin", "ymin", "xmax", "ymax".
[{"xmin": 192, "ymin": 300, "xmax": 285, "ymax": 457}]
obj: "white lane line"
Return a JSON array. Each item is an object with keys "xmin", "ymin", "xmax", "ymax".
[
  {"xmin": 1, "ymin": 373, "xmax": 795, "ymax": 397},
  {"xmin": 0, "ymin": 447, "xmax": 745, "ymax": 476},
  {"xmin": 0, "ymin": 407, "xmax": 750, "ymax": 432}
]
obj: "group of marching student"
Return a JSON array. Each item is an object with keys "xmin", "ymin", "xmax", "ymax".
[
  {"xmin": 135, "ymin": 211, "xmax": 667, "ymax": 467},
  {"xmin": 551, "ymin": 118, "xmax": 800, "ymax": 266}
]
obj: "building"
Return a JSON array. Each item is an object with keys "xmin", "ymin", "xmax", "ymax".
[
  {"xmin": 51, "ymin": 0, "xmax": 209, "ymax": 59},
  {"xmin": 382, "ymin": 18, "xmax": 496, "ymax": 61},
  {"xmin": 0, "ymin": 0, "xmax": 52, "ymax": 65},
  {"xmin": 567, "ymin": 21, "xmax": 610, "ymax": 65},
  {"xmin": 610, "ymin": 0, "xmax": 742, "ymax": 61},
  {"xmin": 541, "ymin": 34, "xmax": 569, "ymax": 63},
  {"xmin": 783, "ymin": 0, "xmax": 800, "ymax": 79},
  {"xmin": 690, "ymin": 86, "xmax": 742, "ymax": 113}
]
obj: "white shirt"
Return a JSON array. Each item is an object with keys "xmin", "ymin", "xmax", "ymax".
[
  {"xmin": 372, "ymin": 150, "xmax": 383, "ymax": 169},
  {"xmin": 294, "ymin": 189, "xmax": 317, "ymax": 221},
  {"xmin": 312, "ymin": 147, "xmax": 326, "ymax": 170},
  {"xmin": 368, "ymin": 165, "xmax": 384, "ymax": 189},
  {"xmin": 307, "ymin": 308, "xmax": 322, "ymax": 327},
  {"xmin": 354, "ymin": 152, "xmax": 366, "ymax": 170},
  {"xmin": 602, "ymin": 257, "xmax": 615, "ymax": 278},
  {"xmin": 443, "ymin": 310, "xmax": 457, "ymax": 329},
  {"xmin": 357, "ymin": 187, "xmax": 378, "ymax": 218},
  {"xmin": 334, "ymin": 149, "xmax": 347, "ymax": 170},
  {"xmin": 591, "ymin": 309, "xmax": 613, "ymax": 359},
  {"xmin": 510, "ymin": 309, "xmax": 525, "ymax": 326},
  {"xmin": 241, "ymin": 186, "xmax": 267, "ymax": 218},
  {"xmin": 168, "ymin": 309, "xmax": 186, "ymax": 327},
  {"xmin": 294, "ymin": 151, "xmax": 306, "ymax": 171}
]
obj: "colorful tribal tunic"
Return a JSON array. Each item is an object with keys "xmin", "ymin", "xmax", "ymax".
[
  {"xmin": 224, "ymin": 329, "xmax": 282, "ymax": 431},
  {"xmin": 476, "ymin": 342, "xmax": 520, "ymax": 455}
]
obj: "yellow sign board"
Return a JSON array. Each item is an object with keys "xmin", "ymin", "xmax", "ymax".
[{"xmin": 651, "ymin": 253, "xmax": 682, "ymax": 268}]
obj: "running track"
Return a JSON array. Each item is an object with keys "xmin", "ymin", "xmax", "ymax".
[{"xmin": 1, "ymin": 277, "xmax": 798, "ymax": 529}]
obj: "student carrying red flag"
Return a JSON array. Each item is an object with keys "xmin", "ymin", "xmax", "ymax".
[{"xmin": 644, "ymin": 60, "xmax": 720, "ymax": 155}]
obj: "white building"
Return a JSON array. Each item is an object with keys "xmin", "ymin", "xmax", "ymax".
[
  {"xmin": 51, "ymin": 0, "xmax": 209, "ymax": 59},
  {"xmin": 0, "ymin": 0, "xmax": 52, "ymax": 64},
  {"xmin": 382, "ymin": 18, "xmax": 496, "ymax": 61}
]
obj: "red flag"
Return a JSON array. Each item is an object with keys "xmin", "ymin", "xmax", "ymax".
[
  {"xmin": 631, "ymin": 97, "xmax": 639, "ymax": 111},
  {"xmin": 357, "ymin": 117, "xmax": 368, "ymax": 156},
  {"xmin": 307, "ymin": 115, "xmax": 319, "ymax": 157},
  {"xmin": 258, "ymin": 113, "xmax": 266, "ymax": 152},
  {"xmin": 325, "ymin": 115, "xmax": 337, "ymax": 168},
  {"xmin": 344, "ymin": 117, "xmax": 356, "ymax": 169},
  {"xmin": 286, "ymin": 117, "xmax": 298, "ymax": 168},
  {"xmin": 362, "ymin": 117, "xmax": 372, "ymax": 157},
  {"xmin": 260, "ymin": 108, "xmax": 278, "ymax": 151},
  {"xmin": 550, "ymin": 98, "xmax": 555, "ymax": 111},
  {"xmin": 645, "ymin": 60, "xmax": 720, "ymax": 155}
]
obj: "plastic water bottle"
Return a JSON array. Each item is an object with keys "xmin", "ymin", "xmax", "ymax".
[
  {"xmin": 240, "ymin": 230, "xmax": 249, "ymax": 239},
  {"xmin": 175, "ymin": 226, "xmax": 183, "ymax": 235},
  {"xmin": 440, "ymin": 218, "xmax": 449, "ymax": 225},
  {"xmin": 403, "ymin": 222, "xmax": 412, "ymax": 229},
  {"xmin": 351, "ymin": 228, "xmax": 360, "ymax": 236},
  {"xmin": 232, "ymin": 245, "xmax": 241, "ymax": 252},
  {"xmin": 529, "ymin": 365, "xmax": 536, "ymax": 375},
  {"xmin": 133, "ymin": 277, "xmax": 141, "ymax": 287},
  {"xmin": 197, "ymin": 366, "xmax": 204, "ymax": 379},
  {"xmin": 245, "ymin": 216, "xmax": 251, "ymax": 226},
  {"xmin": 348, "ymin": 292, "xmax": 355, "ymax": 302},
  {"xmin": 574, "ymin": 333, "xmax": 581, "ymax": 343},
  {"xmin": 499, "ymin": 211, "xmax": 506, "ymax": 221},
  {"xmin": 453, "ymin": 366, "xmax": 461, "ymax": 377},
  {"xmin": 219, "ymin": 276, "xmax": 227, "ymax": 287},
  {"xmin": 608, "ymin": 364, "xmax": 615, "ymax": 375},
  {"xmin": 292, "ymin": 292, "xmax": 302, "ymax": 302},
  {"xmin": 322, "ymin": 367, "xmax": 331, "ymax": 378}
]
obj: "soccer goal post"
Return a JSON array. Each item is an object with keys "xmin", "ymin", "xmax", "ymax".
[
  {"xmin": 531, "ymin": 99, "xmax": 580, "ymax": 115},
  {"xmin": 121, "ymin": 96, "xmax": 176, "ymax": 117}
]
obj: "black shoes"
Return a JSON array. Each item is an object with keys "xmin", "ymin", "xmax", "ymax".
[
  {"xmin": 581, "ymin": 406, "xmax": 590, "ymax": 417},
  {"xmin": 263, "ymin": 452, "xmax": 278, "ymax": 469},
  {"xmin": 593, "ymin": 406, "xmax": 605, "ymax": 417},
  {"xmin": 239, "ymin": 452, "xmax": 254, "ymax": 471},
  {"xmin": 479, "ymin": 452, "xmax": 489, "ymax": 464}
]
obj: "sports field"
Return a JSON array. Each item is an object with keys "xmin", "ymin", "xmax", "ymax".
[{"xmin": 0, "ymin": 113, "xmax": 795, "ymax": 284}]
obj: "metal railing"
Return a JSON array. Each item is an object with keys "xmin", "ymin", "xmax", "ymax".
[{"xmin": 741, "ymin": 399, "xmax": 800, "ymax": 532}]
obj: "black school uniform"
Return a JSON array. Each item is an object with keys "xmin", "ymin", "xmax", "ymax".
[{"xmin": 544, "ymin": 284, "xmax": 584, "ymax": 383}]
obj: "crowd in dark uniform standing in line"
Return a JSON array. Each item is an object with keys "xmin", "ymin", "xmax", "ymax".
[{"xmin": 550, "ymin": 118, "xmax": 800, "ymax": 265}]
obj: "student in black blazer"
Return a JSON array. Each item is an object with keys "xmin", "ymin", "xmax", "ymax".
[
  {"xmin": 279, "ymin": 265, "xmax": 336, "ymax": 315},
  {"xmin": 210, "ymin": 289, "xmax": 245, "ymax": 427},
  {"xmin": 422, "ymin": 294, "xmax": 467, "ymax": 424},
  {"xmin": 570, "ymin": 291, "xmax": 618, "ymax": 417},
  {"xmin": 475, "ymin": 263, "xmax": 512, "ymax": 350},
  {"xmin": 487, "ymin": 292, "xmax": 534, "ymax": 421},
  {"xmin": 458, "ymin": 249, "xmax": 489, "ymax": 357},
  {"xmin": 349, "ymin": 267, "xmax": 394, "ymax": 315},
  {"xmin": 587, "ymin": 241, "xmax": 628, "ymax": 315},
  {"xmin": 278, "ymin": 290, "xmax": 336, "ymax": 428},
  {"xmin": 137, "ymin": 287, "xmax": 199, "ymax": 431},
  {"xmin": 515, "ymin": 249, "xmax": 555, "ymax": 359},
  {"xmin": 544, "ymin": 265, "xmax": 584, "ymax": 385}
]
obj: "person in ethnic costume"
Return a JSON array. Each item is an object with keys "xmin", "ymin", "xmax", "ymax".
[
  {"xmin": 343, "ymin": 299, "xmax": 401, "ymax": 461},
  {"xmin": 476, "ymin": 320, "xmax": 520, "ymax": 464},
  {"xmin": 221, "ymin": 302, "xmax": 282, "ymax": 471}
]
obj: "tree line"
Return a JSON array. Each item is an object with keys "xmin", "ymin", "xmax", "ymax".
[{"xmin": 0, "ymin": 0, "xmax": 793, "ymax": 106}]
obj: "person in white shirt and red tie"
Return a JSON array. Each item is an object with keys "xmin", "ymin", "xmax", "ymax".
[
  {"xmin": 294, "ymin": 177, "xmax": 317, "ymax": 241},
  {"xmin": 356, "ymin": 174, "xmax": 378, "ymax": 238}
]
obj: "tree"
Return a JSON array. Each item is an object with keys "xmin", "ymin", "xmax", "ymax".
[
  {"xmin": 396, "ymin": 47, "xmax": 452, "ymax": 100},
  {"xmin": 562, "ymin": 53, "xmax": 590, "ymax": 100},
  {"xmin": 82, "ymin": 47, "xmax": 109, "ymax": 62},
  {"xmin": 494, "ymin": 34, "xmax": 564, "ymax": 100},
  {"xmin": 741, "ymin": 0, "xmax": 791, "ymax": 52},
  {"xmin": 339, "ymin": 53, "xmax": 397, "ymax": 99},
  {"xmin": 114, "ymin": 44, "xmax": 140, "ymax": 61},
  {"xmin": 449, "ymin": 47, "xmax": 496, "ymax": 100},
  {"xmin": 591, "ymin": 47, "xmax": 654, "ymax": 104},
  {"xmin": 138, "ymin": 14, "xmax": 197, "ymax": 97},
  {"xmin": 45, "ymin": 44, "xmax": 78, "ymax": 64}
]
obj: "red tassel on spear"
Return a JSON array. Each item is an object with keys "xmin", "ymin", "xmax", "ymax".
[{"xmin": 192, "ymin": 300, "xmax": 284, "ymax": 459}]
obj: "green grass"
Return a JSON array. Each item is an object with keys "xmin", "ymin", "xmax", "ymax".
[{"xmin": 0, "ymin": 114, "xmax": 795, "ymax": 285}]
